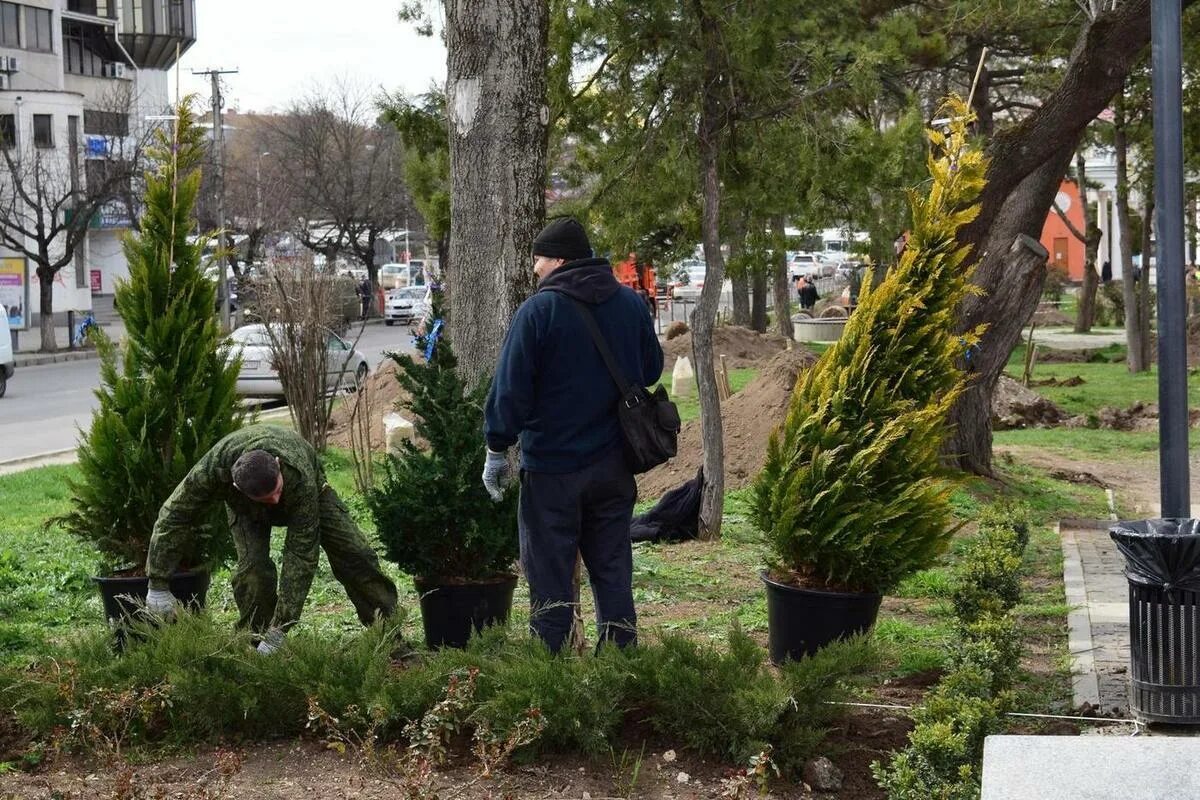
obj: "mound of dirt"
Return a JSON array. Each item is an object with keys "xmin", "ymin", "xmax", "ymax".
[
  {"xmin": 992, "ymin": 375, "xmax": 1065, "ymax": 430},
  {"xmin": 1031, "ymin": 305, "xmax": 1073, "ymax": 327},
  {"xmin": 1039, "ymin": 348, "xmax": 1123, "ymax": 364},
  {"xmin": 637, "ymin": 347, "xmax": 817, "ymax": 500},
  {"xmin": 327, "ymin": 359, "xmax": 411, "ymax": 451},
  {"xmin": 1031, "ymin": 375, "xmax": 1085, "ymax": 387},
  {"xmin": 663, "ymin": 325, "xmax": 790, "ymax": 370}
]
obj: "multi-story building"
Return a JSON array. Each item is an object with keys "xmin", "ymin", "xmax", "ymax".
[{"xmin": 0, "ymin": 0, "xmax": 195, "ymax": 332}]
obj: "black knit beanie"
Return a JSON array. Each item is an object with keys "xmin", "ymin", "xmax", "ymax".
[{"xmin": 532, "ymin": 217, "xmax": 592, "ymax": 261}]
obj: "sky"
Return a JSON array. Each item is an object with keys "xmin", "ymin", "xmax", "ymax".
[{"xmin": 168, "ymin": 0, "xmax": 447, "ymax": 114}]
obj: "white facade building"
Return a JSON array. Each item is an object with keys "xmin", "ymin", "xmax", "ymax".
[{"xmin": 0, "ymin": 0, "xmax": 195, "ymax": 330}]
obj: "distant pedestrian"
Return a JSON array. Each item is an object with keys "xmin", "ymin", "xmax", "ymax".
[
  {"xmin": 357, "ymin": 276, "xmax": 372, "ymax": 320},
  {"xmin": 798, "ymin": 276, "xmax": 819, "ymax": 311}
]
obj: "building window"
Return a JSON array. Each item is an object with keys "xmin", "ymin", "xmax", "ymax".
[
  {"xmin": 32, "ymin": 114, "xmax": 52, "ymax": 148},
  {"xmin": 0, "ymin": 114, "xmax": 15, "ymax": 149},
  {"xmin": 83, "ymin": 109, "xmax": 128, "ymax": 136},
  {"xmin": 0, "ymin": 2, "xmax": 18, "ymax": 47},
  {"xmin": 62, "ymin": 20, "xmax": 108, "ymax": 76},
  {"xmin": 25, "ymin": 6, "xmax": 52, "ymax": 52}
]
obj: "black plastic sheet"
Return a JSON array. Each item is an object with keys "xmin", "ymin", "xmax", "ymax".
[
  {"xmin": 1109, "ymin": 518, "xmax": 1200, "ymax": 592},
  {"xmin": 629, "ymin": 468, "xmax": 703, "ymax": 544}
]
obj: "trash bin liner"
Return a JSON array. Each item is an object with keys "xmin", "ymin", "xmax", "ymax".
[
  {"xmin": 1110, "ymin": 518, "xmax": 1200, "ymax": 723},
  {"xmin": 1110, "ymin": 518, "xmax": 1200, "ymax": 592}
]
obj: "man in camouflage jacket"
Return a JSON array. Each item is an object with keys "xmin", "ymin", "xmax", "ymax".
[{"xmin": 145, "ymin": 424, "xmax": 398, "ymax": 653}]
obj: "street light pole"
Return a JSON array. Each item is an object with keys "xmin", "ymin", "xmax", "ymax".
[
  {"xmin": 1152, "ymin": 0, "xmax": 1190, "ymax": 517},
  {"xmin": 255, "ymin": 151, "xmax": 269, "ymax": 231}
]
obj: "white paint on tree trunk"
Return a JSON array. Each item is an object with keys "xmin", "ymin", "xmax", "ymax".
[{"xmin": 450, "ymin": 77, "xmax": 482, "ymax": 136}]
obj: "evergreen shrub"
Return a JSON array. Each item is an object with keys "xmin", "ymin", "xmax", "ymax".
[
  {"xmin": 752, "ymin": 101, "xmax": 986, "ymax": 594},
  {"xmin": 368, "ymin": 291, "xmax": 519, "ymax": 581},
  {"xmin": 52, "ymin": 103, "xmax": 245, "ymax": 572},
  {"xmin": 874, "ymin": 500, "xmax": 1030, "ymax": 800}
]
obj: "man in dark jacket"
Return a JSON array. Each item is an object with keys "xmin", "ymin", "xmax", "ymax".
[{"xmin": 482, "ymin": 218, "xmax": 664, "ymax": 653}]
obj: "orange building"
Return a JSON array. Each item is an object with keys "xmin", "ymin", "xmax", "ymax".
[{"xmin": 1040, "ymin": 179, "xmax": 1087, "ymax": 280}]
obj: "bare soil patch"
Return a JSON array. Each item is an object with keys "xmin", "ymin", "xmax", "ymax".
[
  {"xmin": 639, "ymin": 347, "xmax": 817, "ymax": 500},
  {"xmin": 327, "ymin": 359, "xmax": 411, "ymax": 451},
  {"xmin": 663, "ymin": 325, "xmax": 791, "ymax": 371}
]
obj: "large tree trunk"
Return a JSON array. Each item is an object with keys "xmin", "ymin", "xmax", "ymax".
[
  {"xmin": 1139, "ymin": 198, "xmax": 1154, "ymax": 367},
  {"xmin": 1115, "ymin": 91, "xmax": 1147, "ymax": 373},
  {"xmin": 729, "ymin": 213, "xmax": 749, "ymax": 326},
  {"xmin": 731, "ymin": 273, "xmax": 750, "ymax": 327},
  {"xmin": 943, "ymin": 0, "xmax": 1166, "ymax": 473},
  {"xmin": 1073, "ymin": 151, "xmax": 1101, "ymax": 333},
  {"xmin": 945, "ymin": 155, "xmax": 1065, "ymax": 475},
  {"xmin": 445, "ymin": 0, "xmax": 549, "ymax": 388},
  {"xmin": 37, "ymin": 267, "xmax": 55, "ymax": 353},
  {"xmin": 692, "ymin": 0, "xmax": 726, "ymax": 540},
  {"xmin": 750, "ymin": 267, "xmax": 768, "ymax": 333},
  {"xmin": 772, "ymin": 214, "xmax": 794, "ymax": 341}
]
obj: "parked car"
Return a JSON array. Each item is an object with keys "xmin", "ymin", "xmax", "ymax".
[
  {"xmin": 378, "ymin": 262, "xmax": 427, "ymax": 290},
  {"xmin": 384, "ymin": 286, "xmax": 430, "ymax": 326},
  {"xmin": 0, "ymin": 304, "xmax": 13, "ymax": 398},
  {"xmin": 789, "ymin": 253, "xmax": 834, "ymax": 279},
  {"xmin": 670, "ymin": 261, "xmax": 707, "ymax": 301},
  {"xmin": 227, "ymin": 324, "xmax": 369, "ymax": 398}
]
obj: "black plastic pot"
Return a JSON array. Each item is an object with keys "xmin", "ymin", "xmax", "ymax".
[
  {"xmin": 761, "ymin": 570, "xmax": 881, "ymax": 664},
  {"xmin": 93, "ymin": 570, "xmax": 211, "ymax": 626},
  {"xmin": 414, "ymin": 574, "xmax": 518, "ymax": 649}
]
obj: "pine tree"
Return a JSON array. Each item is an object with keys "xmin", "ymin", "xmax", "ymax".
[
  {"xmin": 55, "ymin": 102, "xmax": 246, "ymax": 571},
  {"xmin": 752, "ymin": 99, "xmax": 986, "ymax": 595},
  {"xmin": 369, "ymin": 291, "xmax": 519, "ymax": 581}
]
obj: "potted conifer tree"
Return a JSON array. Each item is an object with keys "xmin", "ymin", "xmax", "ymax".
[
  {"xmin": 54, "ymin": 102, "xmax": 245, "ymax": 626},
  {"xmin": 752, "ymin": 100, "xmax": 985, "ymax": 664},
  {"xmin": 369, "ymin": 290, "xmax": 519, "ymax": 648}
]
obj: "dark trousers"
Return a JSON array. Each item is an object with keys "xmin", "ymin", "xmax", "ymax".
[{"xmin": 518, "ymin": 447, "xmax": 638, "ymax": 653}]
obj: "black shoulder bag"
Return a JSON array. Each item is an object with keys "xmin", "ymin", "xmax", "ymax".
[{"xmin": 567, "ymin": 297, "xmax": 681, "ymax": 474}]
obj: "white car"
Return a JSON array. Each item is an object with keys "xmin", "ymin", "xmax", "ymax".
[
  {"xmin": 671, "ymin": 264, "xmax": 707, "ymax": 301},
  {"xmin": 0, "ymin": 304, "xmax": 13, "ymax": 398},
  {"xmin": 789, "ymin": 253, "xmax": 834, "ymax": 279},
  {"xmin": 384, "ymin": 286, "xmax": 430, "ymax": 326},
  {"xmin": 227, "ymin": 324, "xmax": 369, "ymax": 398},
  {"xmin": 378, "ymin": 262, "xmax": 426, "ymax": 291}
]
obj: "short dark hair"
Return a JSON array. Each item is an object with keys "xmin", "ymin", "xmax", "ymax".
[{"xmin": 232, "ymin": 450, "xmax": 280, "ymax": 497}]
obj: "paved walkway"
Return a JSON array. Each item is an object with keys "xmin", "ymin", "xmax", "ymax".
[
  {"xmin": 1062, "ymin": 522, "xmax": 1131, "ymax": 717},
  {"xmin": 1032, "ymin": 327, "xmax": 1126, "ymax": 350}
]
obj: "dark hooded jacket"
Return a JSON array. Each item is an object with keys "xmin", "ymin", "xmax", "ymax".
[{"xmin": 485, "ymin": 257, "xmax": 664, "ymax": 473}]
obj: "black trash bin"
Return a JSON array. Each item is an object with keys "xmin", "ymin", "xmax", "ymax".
[{"xmin": 1110, "ymin": 518, "xmax": 1200, "ymax": 724}]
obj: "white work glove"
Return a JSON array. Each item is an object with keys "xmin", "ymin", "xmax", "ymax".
[
  {"xmin": 145, "ymin": 587, "xmax": 176, "ymax": 617},
  {"xmin": 256, "ymin": 627, "xmax": 285, "ymax": 655},
  {"xmin": 481, "ymin": 448, "xmax": 511, "ymax": 502}
]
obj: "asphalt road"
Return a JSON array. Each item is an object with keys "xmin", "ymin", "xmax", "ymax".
[{"xmin": 0, "ymin": 323, "xmax": 417, "ymax": 464}]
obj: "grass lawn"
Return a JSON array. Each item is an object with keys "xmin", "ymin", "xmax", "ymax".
[
  {"xmin": 1008, "ymin": 343, "xmax": 1200, "ymax": 415},
  {"xmin": 0, "ymin": 442, "xmax": 1106, "ymax": 730},
  {"xmin": 653, "ymin": 367, "xmax": 757, "ymax": 423}
]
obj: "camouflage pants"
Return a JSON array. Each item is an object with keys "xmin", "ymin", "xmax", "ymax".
[{"xmin": 229, "ymin": 487, "xmax": 398, "ymax": 632}]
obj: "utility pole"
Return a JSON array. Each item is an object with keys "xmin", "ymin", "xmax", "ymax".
[{"xmin": 192, "ymin": 67, "xmax": 239, "ymax": 331}]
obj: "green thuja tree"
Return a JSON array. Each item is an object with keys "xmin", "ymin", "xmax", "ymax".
[
  {"xmin": 55, "ymin": 102, "xmax": 245, "ymax": 571},
  {"xmin": 369, "ymin": 290, "xmax": 519, "ymax": 581},
  {"xmin": 752, "ymin": 99, "xmax": 986, "ymax": 594}
]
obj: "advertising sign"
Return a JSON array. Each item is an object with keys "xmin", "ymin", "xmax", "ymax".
[
  {"xmin": 90, "ymin": 269, "xmax": 102, "ymax": 294},
  {"xmin": 86, "ymin": 136, "xmax": 108, "ymax": 157},
  {"xmin": 0, "ymin": 257, "xmax": 28, "ymax": 329}
]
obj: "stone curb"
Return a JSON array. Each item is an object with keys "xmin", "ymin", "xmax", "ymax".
[
  {"xmin": 13, "ymin": 349, "xmax": 100, "ymax": 368},
  {"xmin": 1060, "ymin": 522, "xmax": 1102, "ymax": 711},
  {"xmin": 0, "ymin": 447, "xmax": 78, "ymax": 476}
]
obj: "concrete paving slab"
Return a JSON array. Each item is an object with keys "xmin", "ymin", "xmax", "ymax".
[{"xmin": 982, "ymin": 735, "xmax": 1200, "ymax": 799}]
